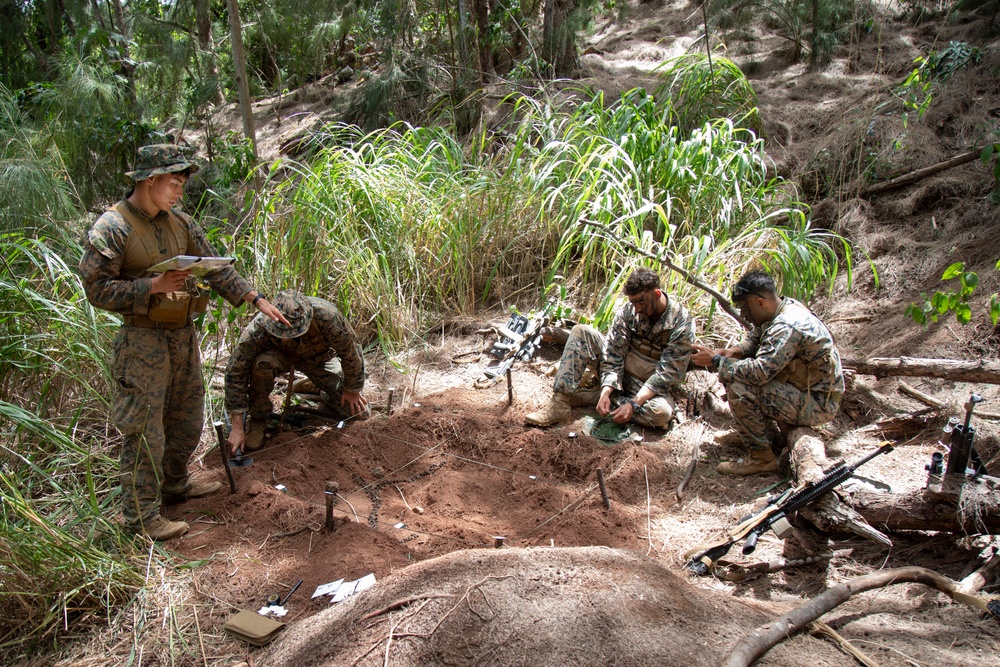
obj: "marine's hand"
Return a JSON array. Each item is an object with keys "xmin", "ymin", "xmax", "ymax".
[
  {"xmin": 341, "ymin": 391, "xmax": 368, "ymax": 416},
  {"xmin": 596, "ymin": 389, "xmax": 613, "ymax": 416},
  {"xmin": 691, "ymin": 344, "xmax": 717, "ymax": 367},
  {"xmin": 228, "ymin": 427, "xmax": 245, "ymax": 456},
  {"xmin": 255, "ymin": 297, "xmax": 291, "ymax": 326},
  {"xmin": 151, "ymin": 269, "xmax": 192, "ymax": 294},
  {"xmin": 610, "ymin": 403, "xmax": 632, "ymax": 424}
]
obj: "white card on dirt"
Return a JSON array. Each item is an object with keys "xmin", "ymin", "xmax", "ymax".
[{"xmin": 312, "ymin": 578, "xmax": 344, "ymax": 599}]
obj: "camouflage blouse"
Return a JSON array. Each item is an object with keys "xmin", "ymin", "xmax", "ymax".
[
  {"xmin": 602, "ymin": 296, "xmax": 695, "ymax": 396},
  {"xmin": 79, "ymin": 199, "xmax": 252, "ymax": 314},
  {"xmin": 718, "ymin": 297, "xmax": 844, "ymax": 397},
  {"xmin": 225, "ymin": 297, "xmax": 367, "ymax": 413}
]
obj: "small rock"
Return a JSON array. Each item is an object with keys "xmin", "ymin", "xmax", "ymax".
[{"xmin": 372, "ymin": 466, "xmax": 385, "ymax": 479}]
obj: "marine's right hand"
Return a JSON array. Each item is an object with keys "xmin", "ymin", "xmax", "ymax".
[
  {"xmin": 151, "ymin": 269, "xmax": 192, "ymax": 294},
  {"xmin": 228, "ymin": 427, "xmax": 245, "ymax": 456}
]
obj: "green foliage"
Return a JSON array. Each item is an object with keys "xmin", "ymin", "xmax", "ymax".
[
  {"xmin": 654, "ymin": 55, "xmax": 761, "ymax": 136},
  {"xmin": 896, "ymin": 41, "xmax": 981, "ymax": 131},
  {"xmin": 905, "ymin": 260, "xmax": 1000, "ymax": 327}
]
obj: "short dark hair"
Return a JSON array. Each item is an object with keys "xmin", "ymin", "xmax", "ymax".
[
  {"xmin": 732, "ymin": 269, "xmax": 776, "ymax": 302},
  {"xmin": 623, "ymin": 267, "xmax": 661, "ymax": 296}
]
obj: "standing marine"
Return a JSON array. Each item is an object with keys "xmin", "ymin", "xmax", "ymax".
[
  {"xmin": 692, "ymin": 269, "xmax": 844, "ymax": 476},
  {"xmin": 80, "ymin": 144, "xmax": 288, "ymax": 540},
  {"xmin": 525, "ymin": 267, "xmax": 694, "ymax": 429}
]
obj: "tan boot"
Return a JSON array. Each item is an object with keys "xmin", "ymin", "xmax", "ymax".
[
  {"xmin": 162, "ymin": 474, "xmax": 223, "ymax": 504},
  {"xmin": 525, "ymin": 393, "xmax": 572, "ymax": 427},
  {"xmin": 717, "ymin": 447, "xmax": 778, "ymax": 476},
  {"xmin": 244, "ymin": 420, "xmax": 267, "ymax": 451},
  {"xmin": 292, "ymin": 378, "xmax": 319, "ymax": 395},
  {"xmin": 141, "ymin": 515, "xmax": 190, "ymax": 541}
]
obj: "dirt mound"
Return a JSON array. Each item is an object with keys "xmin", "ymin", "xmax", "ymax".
[{"xmin": 262, "ymin": 546, "xmax": 837, "ymax": 667}]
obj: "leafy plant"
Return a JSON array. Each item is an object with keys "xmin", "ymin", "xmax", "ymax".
[
  {"xmin": 896, "ymin": 41, "xmax": 982, "ymax": 131},
  {"xmin": 905, "ymin": 260, "xmax": 1000, "ymax": 327}
]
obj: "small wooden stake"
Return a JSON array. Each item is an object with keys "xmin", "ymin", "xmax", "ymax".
[
  {"xmin": 386, "ymin": 387, "xmax": 395, "ymax": 415},
  {"xmin": 597, "ymin": 468, "xmax": 610, "ymax": 510},
  {"xmin": 214, "ymin": 421, "xmax": 238, "ymax": 494},
  {"xmin": 506, "ymin": 368, "xmax": 513, "ymax": 405},
  {"xmin": 494, "ymin": 536, "xmax": 505, "ymax": 548},
  {"xmin": 325, "ymin": 481, "xmax": 339, "ymax": 533}
]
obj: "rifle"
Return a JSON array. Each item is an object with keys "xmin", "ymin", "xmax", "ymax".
[
  {"xmin": 943, "ymin": 393, "xmax": 988, "ymax": 477},
  {"xmin": 685, "ymin": 443, "xmax": 894, "ymax": 576},
  {"xmin": 475, "ymin": 311, "xmax": 549, "ymax": 388}
]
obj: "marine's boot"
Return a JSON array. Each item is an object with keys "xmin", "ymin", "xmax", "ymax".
[
  {"xmin": 292, "ymin": 378, "xmax": 319, "ymax": 395},
  {"xmin": 717, "ymin": 447, "xmax": 778, "ymax": 476},
  {"xmin": 244, "ymin": 419, "xmax": 267, "ymax": 451},
  {"xmin": 141, "ymin": 515, "xmax": 190, "ymax": 541},
  {"xmin": 162, "ymin": 473, "xmax": 223, "ymax": 504},
  {"xmin": 524, "ymin": 392, "xmax": 572, "ymax": 427}
]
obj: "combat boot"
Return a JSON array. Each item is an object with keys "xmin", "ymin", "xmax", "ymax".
[
  {"xmin": 162, "ymin": 473, "xmax": 223, "ymax": 503},
  {"xmin": 244, "ymin": 419, "xmax": 267, "ymax": 451},
  {"xmin": 717, "ymin": 447, "xmax": 778, "ymax": 476},
  {"xmin": 142, "ymin": 515, "xmax": 190, "ymax": 541},
  {"xmin": 525, "ymin": 392, "xmax": 572, "ymax": 427}
]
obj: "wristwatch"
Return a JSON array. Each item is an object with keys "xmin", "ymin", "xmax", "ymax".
[
  {"xmin": 252, "ymin": 293, "xmax": 266, "ymax": 306},
  {"xmin": 627, "ymin": 399, "xmax": 642, "ymax": 414},
  {"xmin": 711, "ymin": 353, "xmax": 723, "ymax": 370}
]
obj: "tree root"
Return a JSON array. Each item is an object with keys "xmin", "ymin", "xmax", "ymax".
[{"xmin": 723, "ymin": 566, "xmax": 999, "ymax": 667}]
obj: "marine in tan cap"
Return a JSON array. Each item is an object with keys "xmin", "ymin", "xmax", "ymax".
[
  {"xmin": 79, "ymin": 144, "xmax": 289, "ymax": 541},
  {"xmin": 224, "ymin": 290, "xmax": 370, "ymax": 453}
]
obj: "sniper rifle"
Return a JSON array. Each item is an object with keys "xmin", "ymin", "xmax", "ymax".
[
  {"xmin": 685, "ymin": 442, "xmax": 894, "ymax": 576},
  {"xmin": 476, "ymin": 311, "xmax": 549, "ymax": 388}
]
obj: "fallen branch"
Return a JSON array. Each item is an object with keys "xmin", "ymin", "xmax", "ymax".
[
  {"xmin": 862, "ymin": 150, "xmax": 980, "ymax": 196},
  {"xmin": 810, "ymin": 620, "xmax": 881, "ymax": 667},
  {"xmin": 899, "ymin": 381, "xmax": 1000, "ymax": 420},
  {"xmin": 676, "ymin": 441, "xmax": 700, "ymax": 503},
  {"xmin": 359, "ymin": 594, "xmax": 456, "ymax": 623},
  {"xmin": 579, "ymin": 219, "xmax": 750, "ymax": 329},
  {"xmin": 723, "ymin": 566, "xmax": 998, "ymax": 667},
  {"xmin": 843, "ymin": 356, "xmax": 1000, "ymax": 385},
  {"xmin": 958, "ymin": 547, "xmax": 1000, "ymax": 595}
]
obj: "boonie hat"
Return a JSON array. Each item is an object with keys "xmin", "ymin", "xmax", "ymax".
[
  {"xmin": 126, "ymin": 144, "xmax": 201, "ymax": 180},
  {"xmin": 264, "ymin": 290, "xmax": 314, "ymax": 339}
]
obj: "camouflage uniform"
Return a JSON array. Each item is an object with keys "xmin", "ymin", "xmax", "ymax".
[
  {"xmin": 716, "ymin": 297, "xmax": 844, "ymax": 450},
  {"xmin": 551, "ymin": 297, "xmax": 694, "ymax": 428},
  {"xmin": 225, "ymin": 297, "xmax": 367, "ymax": 421},
  {"xmin": 80, "ymin": 198, "xmax": 252, "ymax": 527}
]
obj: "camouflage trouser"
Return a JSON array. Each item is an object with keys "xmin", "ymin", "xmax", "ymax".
[
  {"xmin": 550, "ymin": 324, "xmax": 674, "ymax": 428},
  {"xmin": 725, "ymin": 378, "xmax": 841, "ymax": 450},
  {"xmin": 248, "ymin": 351, "xmax": 356, "ymax": 421},
  {"xmin": 112, "ymin": 325, "xmax": 204, "ymax": 526}
]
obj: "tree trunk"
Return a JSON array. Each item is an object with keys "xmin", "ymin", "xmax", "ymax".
[
  {"xmin": 225, "ymin": 0, "xmax": 259, "ymax": 164},
  {"xmin": 473, "ymin": 0, "xmax": 493, "ymax": 81},
  {"xmin": 843, "ymin": 356, "xmax": 1000, "ymax": 385},
  {"xmin": 850, "ymin": 475, "xmax": 1000, "ymax": 534},
  {"xmin": 542, "ymin": 0, "xmax": 580, "ymax": 78},
  {"xmin": 110, "ymin": 0, "xmax": 138, "ymax": 107},
  {"xmin": 195, "ymin": 0, "xmax": 224, "ymax": 104}
]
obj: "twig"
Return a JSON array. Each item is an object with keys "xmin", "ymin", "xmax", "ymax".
[
  {"xmin": 723, "ymin": 566, "xmax": 999, "ymax": 667},
  {"xmin": 337, "ymin": 493, "xmax": 361, "ymax": 523},
  {"xmin": 899, "ymin": 381, "xmax": 1000, "ymax": 420},
  {"xmin": 273, "ymin": 525, "xmax": 311, "ymax": 539},
  {"xmin": 676, "ymin": 441, "xmax": 700, "ymax": 503},
  {"xmin": 810, "ymin": 621, "xmax": 881, "ymax": 667},
  {"xmin": 644, "ymin": 465, "xmax": 652, "ymax": 556},
  {"xmin": 392, "ymin": 576, "xmax": 511, "ymax": 640},
  {"xmin": 193, "ymin": 606, "xmax": 208, "ymax": 667},
  {"xmin": 958, "ymin": 547, "xmax": 1000, "ymax": 595},
  {"xmin": 360, "ymin": 594, "xmax": 456, "ymax": 623},
  {"xmin": 395, "ymin": 485, "xmax": 413, "ymax": 511}
]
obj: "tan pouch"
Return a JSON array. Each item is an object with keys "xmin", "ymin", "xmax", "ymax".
[
  {"xmin": 774, "ymin": 358, "xmax": 811, "ymax": 392},
  {"xmin": 624, "ymin": 351, "xmax": 658, "ymax": 382},
  {"xmin": 190, "ymin": 290, "xmax": 209, "ymax": 314},
  {"xmin": 148, "ymin": 292, "xmax": 192, "ymax": 323},
  {"xmin": 223, "ymin": 610, "xmax": 286, "ymax": 646}
]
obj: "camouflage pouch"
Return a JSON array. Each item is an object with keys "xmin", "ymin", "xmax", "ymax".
[
  {"xmin": 624, "ymin": 351, "xmax": 657, "ymax": 383},
  {"xmin": 774, "ymin": 358, "xmax": 811, "ymax": 392}
]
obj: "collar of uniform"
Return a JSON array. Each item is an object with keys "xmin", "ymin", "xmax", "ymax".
[{"xmin": 121, "ymin": 198, "xmax": 171, "ymax": 224}]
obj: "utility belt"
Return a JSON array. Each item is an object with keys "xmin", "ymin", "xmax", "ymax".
[{"xmin": 125, "ymin": 288, "xmax": 209, "ymax": 329}]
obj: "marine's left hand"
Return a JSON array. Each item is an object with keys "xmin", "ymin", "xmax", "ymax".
[
  {"xmin": 341, "ymin": 391, "xmax": 368, "ymax": 416},
  {"xmin": 255, "ymin": 297, "xmax": 291, "ymax": 326}
]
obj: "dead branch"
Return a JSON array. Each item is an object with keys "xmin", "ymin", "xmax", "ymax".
[
  {"xmin": 899, "ymin": 381, "xmax": 1000, "ymax": 420},
  {"xmin": 862, "ymin": 150, "xmax": 980, "ymax": 196},
  {"xmin": 676, "ymin": 441, "xmax": 700, "ymax": 503},
  {"xmin": 723, "ymin": 566, "xmax": 998, "ymax": 667},
  {"xmin": 359, "ymin": 594, "xmax": 456, "ymax": 623},
  {"xmin": 843, "ymin": 356, "xmax": 1000, "ymax": 385},
  {"xmin": 578, "ymin": 219, "xmax": 750, "ymax": 329},
  {"xmin": 850, "ymin": 475, "xmax": 1000, "ymax": 534},
  {"xmin": 958, "ymin": 548, "xmax": 1000, "ymax": 595},
  {"xmin": 810, "ymin": 620, "xmax": 881, "ymax": 667}
]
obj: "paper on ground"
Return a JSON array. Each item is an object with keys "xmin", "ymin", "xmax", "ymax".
[{"xmin": 312, "ymin": 578, "xmax": 344, "ymax": 599}]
